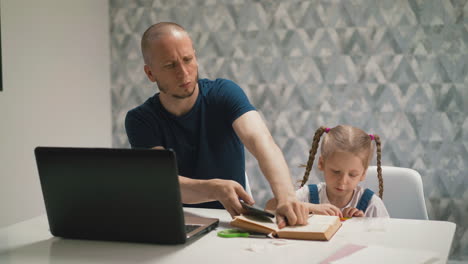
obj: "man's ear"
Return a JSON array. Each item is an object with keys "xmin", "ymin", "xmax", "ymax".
[
  {"xmin": 318, "ymin": 156, "xmax": 324, "ymax": 171},
  {"xmin": 144, "ymin": 65, "xmax": 157, "ymax": 82}
]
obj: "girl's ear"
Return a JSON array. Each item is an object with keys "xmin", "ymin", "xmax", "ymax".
[{"xmin": 318, "ymin": 156, "xmax": 325, "ymax": 171}]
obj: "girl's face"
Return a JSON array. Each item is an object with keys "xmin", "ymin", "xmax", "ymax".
[{"xmin": 319, "ymin": 151, "xmax": 367, "ymax": 200}]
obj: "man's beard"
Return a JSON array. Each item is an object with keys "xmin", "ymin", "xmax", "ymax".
[{"xmin": 157, "ymin": 71, "xmax": 199, "ymax": 100}]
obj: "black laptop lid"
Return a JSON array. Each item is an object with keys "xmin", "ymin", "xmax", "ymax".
[{"xmin": 35, "ymin": 147, "xmax": 187, "ymax": 244}]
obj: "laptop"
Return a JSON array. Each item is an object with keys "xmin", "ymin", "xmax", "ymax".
[{"xmin": 34, "ymin": 147, "xmax": 219, "ymax": 244}]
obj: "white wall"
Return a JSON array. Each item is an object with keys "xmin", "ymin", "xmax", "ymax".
[{"xmin": 0, "ymin": 0, "xmax": 111, "ymax": 227}]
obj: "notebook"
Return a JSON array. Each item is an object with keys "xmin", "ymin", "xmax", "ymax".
[{"xmin": 34, "ymin": 147, "xmax": 219, "ymax": 244}]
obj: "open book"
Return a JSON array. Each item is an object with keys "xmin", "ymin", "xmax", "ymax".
[{"xmin": 230, "ymin": 214, "xmax": 342, "ymax": 241}]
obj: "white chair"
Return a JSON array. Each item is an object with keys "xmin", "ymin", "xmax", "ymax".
[
  {"xmin": 361, "ymin": 166, "xmax": 429, "ymax": 220},
  {"xmin": 245, "ymin": 172, "xmax": 253, "ymax": 198}
]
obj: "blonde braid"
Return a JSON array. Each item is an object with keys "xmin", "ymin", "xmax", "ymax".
[
  {"xmin": 300, "ymin": 126, "xmax": 327, "ymax": 187},
  {"xmin": 374, "ymin": 134, "xmax": 383, "ymax": 199}
]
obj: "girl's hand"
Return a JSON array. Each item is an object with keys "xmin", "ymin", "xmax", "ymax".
[
  {"xmin": 342, "ymin": 207, "xmax": 364, "ymax": 218},
  {"xmin": 308, "ymin": 203, "xmax": 343, "ymax": 217}
]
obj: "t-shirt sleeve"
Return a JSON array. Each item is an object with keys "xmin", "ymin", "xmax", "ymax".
[
  {"xmin": 296, "ymin": 185, "xmax": 310, "ymax": 203},
  {"xmin": 365, "ymin": 195, "xmax": 390, "ymax": 218},
  {"xmin": 212, "ymin": 79, "xmax": 256, "ymax": 124},
  {"xmin": 125, "ymin": 109, "xmax": 161, "ymax": 149}
]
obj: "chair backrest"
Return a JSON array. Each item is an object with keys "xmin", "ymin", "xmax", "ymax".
[
  {"xmin": 361, "ymin": 166, "xmax": 429, "ymax": 220},
  {"xmin": 245, "ymin": 172, "xmax": 252, "ymax": 197}
]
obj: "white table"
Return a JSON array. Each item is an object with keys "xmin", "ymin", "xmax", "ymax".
[{"xmin": 0, "ymin": 208, "xmax": 456, "ymax": 264}]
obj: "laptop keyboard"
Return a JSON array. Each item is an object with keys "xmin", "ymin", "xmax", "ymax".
[{"xmin": 185, "ymin": 224, "xmax": 201, "ymax": 233}]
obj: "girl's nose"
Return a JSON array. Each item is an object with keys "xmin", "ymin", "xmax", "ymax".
[{"xmin": 338, "ymin": 176, "xmax": 346, "ymax": 184}]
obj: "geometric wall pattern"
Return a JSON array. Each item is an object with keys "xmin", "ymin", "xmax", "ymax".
[{"xmin": 109, "ymin": 0, "xmax": 468, "ymax": 260}]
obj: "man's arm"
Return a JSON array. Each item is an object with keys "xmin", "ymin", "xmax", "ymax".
[
  {"xmin": 232, "ymin": 111, "xmax": 309, "ymax": 227},
  {"xmin": 178, "ymin": 176, "xmax": 253, "ymax": 217},
  {"xmin": 152, "ymin": 145, "xmax": 254, "ymax": 217}
]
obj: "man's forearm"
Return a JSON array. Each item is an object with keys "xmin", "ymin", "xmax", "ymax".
[
  {"xmin": 232, "ymin": 111, "xmax": 297, "ymax": 203},
  {"xmin": 178, "ymin": 175, "xmax": 253, "ymax": 217},
  {"xmin": 178, "ymin": 176, "xmax": 216, "ymax": 204},
  {"xmin": 250, "ymin": 136, "xmax": 296, "ymax": 202},
  {"xmin": 233, "ymin": 111, "xmax": 308, "ymax": 225}
]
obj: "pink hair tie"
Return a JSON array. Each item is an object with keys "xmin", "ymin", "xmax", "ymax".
[
  {"xmin": 325, "ymin": 128, "xmax": 331, "ymax": 133},
  {"xmin": 369, "ymin": 134, "xmax": 375, "ymax": 140}
]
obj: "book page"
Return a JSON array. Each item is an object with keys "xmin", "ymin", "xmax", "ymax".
[
  {"xmin": 236, "ymin": 215, "xmax": 279, "ymax": 231},
  {"xmin": 234, "ymin": 214, "xmax": 339, "ymax": 234},
  {"xmin": 280, "ymin": 215, "xmax": 339, "ymax": 233}
]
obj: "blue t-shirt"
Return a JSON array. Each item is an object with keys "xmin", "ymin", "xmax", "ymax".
[{"xmin": 125, "ymin": 78, "xmax": 256, "ymax": 209}]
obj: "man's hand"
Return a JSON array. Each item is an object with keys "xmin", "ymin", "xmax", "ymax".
[
  {"xmin": 264, "ymin": 198, "xmax": 277, "ymax": 211},
  {"xmin": 342, "ymin": 207, "xmax": 364, "ymax": 218},
  {"xmin": 275, "ymin": 197, "xmax": 309, "ymax": 228},
  {"xmin": 207, "ymin": 179, "xmax": 255, "ymax": 218},
  {"xmin": 307, "ymin": 203, "xmax": 343, "ymax": 217}
]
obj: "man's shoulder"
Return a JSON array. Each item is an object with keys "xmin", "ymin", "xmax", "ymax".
[
  {"xmin": 199, "ymin": 78, "xmax": 246, "ymax": 104},
  {"xmin": 199, "ymin": 78, "xmax": 238, "ymax": 93}
]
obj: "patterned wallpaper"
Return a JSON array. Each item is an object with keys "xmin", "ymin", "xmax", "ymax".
[{"xmin": 109, "ymin": 0, "xmax": 468, "ymax": 260}]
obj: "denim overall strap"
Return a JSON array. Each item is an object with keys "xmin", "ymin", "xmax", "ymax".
[
  {"xmin": 356, "ymin": 188, "xmax": 374, "ymax": 212},
  {"xmin": 307, "ymin": 184, "xmax": 320, "ymax": 204}
]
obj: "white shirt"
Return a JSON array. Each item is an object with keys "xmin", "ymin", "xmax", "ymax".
[{"xmin": 296, "ymin": 182, "xmax": 390, "ymax": 217}]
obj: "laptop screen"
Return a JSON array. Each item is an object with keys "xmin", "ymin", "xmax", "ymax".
[{"xmin": 35, "ymin": 147, "xmax": 217, "ymax": 244}]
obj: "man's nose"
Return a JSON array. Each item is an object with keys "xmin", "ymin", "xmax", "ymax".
[{"xmin": 176, "ymin": 63, "xmax": 189, "ymax": 78}]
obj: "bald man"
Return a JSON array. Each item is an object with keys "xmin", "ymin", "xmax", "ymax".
[{"xmin": 125, "ymin": 22, "xmax": 307, "ymax": 227}]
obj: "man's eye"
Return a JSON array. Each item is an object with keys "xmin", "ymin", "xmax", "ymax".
[
  {"xmin": 164, "ymin": 63, "xmax": 175, "ymax": 68},
  {"xmin": 184, "ymin": 58, "xmax": 192, "ymax": 63},
  {"xmin": 332, "ymin": 170, "xmax": 340, "ymax": 174}
]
